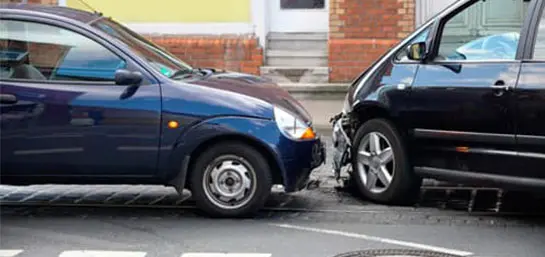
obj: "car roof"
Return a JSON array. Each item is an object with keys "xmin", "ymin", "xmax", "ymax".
[{"xmin": 0, "ymin": 3, "xmax": 102, "ymax": 24}]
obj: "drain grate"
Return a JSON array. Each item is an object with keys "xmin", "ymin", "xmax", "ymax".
[{"xmin": 332, "ymin": 249, "xmax": 466, "ymax": 257}]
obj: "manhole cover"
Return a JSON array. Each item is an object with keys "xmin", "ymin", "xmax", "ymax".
[{"xmin": 333, "ymin": 249, "xmax": 466, "ymax": 257}]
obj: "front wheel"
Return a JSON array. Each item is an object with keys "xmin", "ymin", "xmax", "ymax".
[
  {"xmin": 189, "ymin": 142, "xmax": 272, "ymax": 218},
  {"xmin": 351, "ymin": 118, "xmax": 422, "ymax": 205}
]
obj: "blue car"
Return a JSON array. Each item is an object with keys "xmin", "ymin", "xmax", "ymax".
[{"xmin": 0, "ymin": 4, "xmax": 325, "ymax": 217}]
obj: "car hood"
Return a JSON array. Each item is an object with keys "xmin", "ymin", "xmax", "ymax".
[{"xmin": 187, "ymin": 70, "xmax": 313, "ymax": 124}]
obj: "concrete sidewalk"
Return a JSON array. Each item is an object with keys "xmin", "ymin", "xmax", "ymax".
[{"xmin": 289, "ymin": 91, "xmax": 346, "ymax": 132}]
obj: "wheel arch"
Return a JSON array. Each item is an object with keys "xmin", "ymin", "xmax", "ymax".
[
  {"xmin": 351, "ymin": 102, "xmax": 408, "ymax": 139},
  {"xmin": 184, "ymin": 134, "xmax": 284, "ymax": 189}
]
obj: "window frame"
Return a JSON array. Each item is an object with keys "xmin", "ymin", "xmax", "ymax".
[
  {"xmin": 425, "ymin": 0, "xmax": 537, "ymax": 65},
  {"xmin": 393, "ymin": 23, "xmax": 434, "ymax": 64},
  {"xmin": 0, "ymin": 14, "xmax": 155, "ymax": 86},
  {"xmin": 522, "ymin": 0, "xmax": 545, "ymax": 61}
]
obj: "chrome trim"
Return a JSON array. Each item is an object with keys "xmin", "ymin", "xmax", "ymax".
[
  {"xmin": 431, "ymin": 60, "xmax": 521, "ymax": 64},
  {"xmin": 434, "ymin": 146, "xmax": 545, "ymax": 160},
  {"xmin": 465, "ymin": 148, "xmax": 518, "ymax": 157},
  {"xmin": 413, "ymin": 128, "xmax": 515, "ymax": 144},
  {"xmin": 14, "ymin": 148, "xmax": 84, "ymax": 155},
  {"xmin": 518, "ymin": 134, "xmax": 545, "ymax": 145},
  {"xmin": 519, "ymin": 151, "xmax": 545, "ymax": 159}
]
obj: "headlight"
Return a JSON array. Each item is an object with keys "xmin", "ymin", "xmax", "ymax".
[{"xmin": 273, "ymin": 106, "xmax": 316, "ymax": 140}]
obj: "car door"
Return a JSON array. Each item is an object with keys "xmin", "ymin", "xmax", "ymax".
[
  {"xmin": 513, "ymin": 0, "xmax": 545, "ymax": 182},
  {"xmin": 0, "ymin": 17, "xmax": 162, "ymax": 178},
  {"xmin": 405, "ymin": 0, "xmax": 535, "ymax": 178}
]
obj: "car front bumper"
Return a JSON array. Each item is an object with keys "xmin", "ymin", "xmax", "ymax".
[
  {"xmin": 331, "ymin": 114, "xmax": 352, "ymax": 180},
  {"xmin": 280, "ymin": 135, "xmax": 326, "ymax": 192}
]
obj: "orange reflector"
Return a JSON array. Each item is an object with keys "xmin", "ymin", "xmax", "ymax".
[
  {"xmin": 300, "ymin": 127, "xmax": 316, "ymax": 140},
  {"xmin": 168, "ymin": 120, "xmax": 179, "ymax": 129},
  {"xmin": 456, "ymin": 146, "xmax": 469, "ymax": 153}
]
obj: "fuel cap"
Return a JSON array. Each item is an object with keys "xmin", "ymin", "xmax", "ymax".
[{"xmin": 332, "ymin": 249, "xmax": 467, "ymax": 257}]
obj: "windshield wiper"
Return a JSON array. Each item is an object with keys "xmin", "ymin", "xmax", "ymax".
[
  {"xmin": 169, "ymin": 68, "xmax": 198, "ymax": 79},
  {"xmin": 169, "ymin": 67, "xmax": 216, "ymax": 79}
]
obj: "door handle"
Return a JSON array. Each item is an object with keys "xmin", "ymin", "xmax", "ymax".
[
  {"xmin": 491, "ymin": 80, "xmax": 510, "ymax": 91},
  {"xmin": 0, "ymin": 94, "xmax": 18, "ymax": 104}
]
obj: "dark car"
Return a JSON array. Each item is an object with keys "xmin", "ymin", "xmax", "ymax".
[
  {"xmin": 331, "ymin": 0, "xmax": 545, "ymax": 205},
  {"xmin": 0, "ymin": 4, "xmax": 325, "ymax": 217}
]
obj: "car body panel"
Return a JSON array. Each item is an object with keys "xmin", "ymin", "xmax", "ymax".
[
  {"xmin": 408, "ymin": 62, "xmax": 520, "ymax": 177},
  {"xmin": 514, "ymin": 62, "xmax": 545, "ymax": 179},
  {"xmin": 0, "ymin": 80, "xmax": 163, "ymax": 178},
  {"xmin": 159, "ymin": 114, "xmax": 324, "ymax": 192}
]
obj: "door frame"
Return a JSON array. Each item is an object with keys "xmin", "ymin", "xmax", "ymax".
[
  {"xmin": 267, "ymin": 0, "xmax": 330, "ymax": 33},
  {"xmin": 250, "ymin": 0, "xmax": 330, "ymax": 50}
]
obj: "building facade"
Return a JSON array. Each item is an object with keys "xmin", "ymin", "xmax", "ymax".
[{"xmin": 9, "ymin": 0, "xmax": 456, "ymax": 84}]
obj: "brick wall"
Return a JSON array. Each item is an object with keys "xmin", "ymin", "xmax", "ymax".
[
  {"xmin": 149, "ymin": 35, "xmax": 263, "ymax": 75},
  {"xmin": 329, "ymin": 0, "xmax": 415, "ymax": 82}
]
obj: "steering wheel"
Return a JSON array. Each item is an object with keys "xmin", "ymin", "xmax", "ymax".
[{"xmin": 481, "ymin": 34, "xmax": 517, "ymax": 59}]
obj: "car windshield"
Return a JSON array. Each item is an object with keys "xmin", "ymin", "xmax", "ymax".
[{"xmin": 90, "ymin": 17, "xmax": 193, "ymax": 78}]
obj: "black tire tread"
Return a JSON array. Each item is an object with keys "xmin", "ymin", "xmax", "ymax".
[{"xmin": 189, "ymin": 141, "xmax": 272, "ymax": 218}]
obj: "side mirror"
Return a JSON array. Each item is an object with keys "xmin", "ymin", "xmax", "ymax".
[
  {"xmin": 115, "ymin": 69, "xmax": 143, "ymax": 86},
  {"xmin": 407, "ymin": 42, "xmax": 427, "ymax": 61}
]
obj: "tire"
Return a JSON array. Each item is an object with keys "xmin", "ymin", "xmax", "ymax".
[
  {"xmin": 350, "ymin": 118, "xmax": 422, "ymax": 205},
  {"xmin": 189, "ymin": 142, "xmax": 272, "ymax": 218}
]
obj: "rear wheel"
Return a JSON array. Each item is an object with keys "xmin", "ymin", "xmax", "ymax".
[
  {"xmin": 189, "ymin": 142, "xmax": 272, "ymax": 218},
  {"xmin": 351, "ymin": 118, "xmax": 422, "ymax": 204}
]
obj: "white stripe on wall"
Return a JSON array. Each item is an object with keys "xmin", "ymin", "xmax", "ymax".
[
  {"xmin": 119, "ymin": 23, "xmax": 254, "ymax": 35},
  {"xmin": 58, "ymin": 251, "xmax": 147, "ymax": 257},
  {"xmin": 181, "ymin": 254, "xmax": 272, "ymax": 257},
  {"xmin": 0, "ymin": 250, "xmax": 23, "ymax": 257},
  {"xmin": 0, "ymin": 250, "xmax": 273, "ymax": 257}
]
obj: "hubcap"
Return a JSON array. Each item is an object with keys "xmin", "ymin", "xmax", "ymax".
[
  {"xmin": 202, "ymin": 155, "xmax": 256, "ymax": 210},
  {"xmin": 356, "ymin": 132, "xmax": 395, "ymax": 194}
]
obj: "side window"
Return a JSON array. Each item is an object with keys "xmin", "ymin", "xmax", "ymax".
[
  {"xmin": 395, "ymin": 27, "xmax": 431, "ymax": 61},
  {"xmin": 532, "ymin": 7, "xmax": 545, "ymax": 59},
  {"xmin": 436, "ymin": 0, "xmax": 531, "ymax": 61},
  {"xmin": 0, "ymin": 19, "xmax": 126, "ymax": 82}
]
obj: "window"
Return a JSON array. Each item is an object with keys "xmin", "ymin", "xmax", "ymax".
[
  {"xmin": 395, "ymin": 27, "xmax": 431, "ymax": 61},
  {"xmin": 281, "ymin": 0, "xmax": 324, "ymax": 9},
  {"xmin": 91, "ymin": 18, "xmax": 192, "ymax": 78},
  {"xmin": 436, "ymin": 0, "xmax": 530, "ymax": 61},
  {"xmin": 0, "ymin": 20, "xmax": 126, "ymax": 82},
  {"xmin": 533, "ymin": 7, "xmax": 545, "ymax": 59}
]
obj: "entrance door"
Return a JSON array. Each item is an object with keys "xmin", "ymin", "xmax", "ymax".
[
  {"xmin": 269, "ymin": 0, "xmax": 329, "ymax": 32},
  {"xmin": 416, "ymin": 0, "xmax": 458, "ymax": 27}
]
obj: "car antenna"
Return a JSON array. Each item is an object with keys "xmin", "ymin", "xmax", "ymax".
[{"xmin": 76, "ymin": 0, "xmax": 103, "ymax": 16}]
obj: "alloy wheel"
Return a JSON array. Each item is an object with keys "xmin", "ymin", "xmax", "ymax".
[{"xmin": 356, "ymin": 131, "xmax": 395, "ymax": 194}]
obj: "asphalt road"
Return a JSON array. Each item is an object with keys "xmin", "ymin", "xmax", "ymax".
[{"xmin": 1, "ymin": 135, "xmax": 545, "ymax": 257}]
